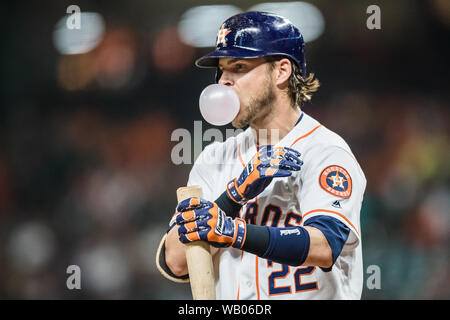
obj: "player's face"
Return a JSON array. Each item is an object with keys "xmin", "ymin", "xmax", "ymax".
[{"xmin": 218, "ymin": 57, "xmax": 276, "ymax": 129}]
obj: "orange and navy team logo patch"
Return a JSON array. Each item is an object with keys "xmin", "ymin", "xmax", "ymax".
[{"xmin": 319, "ymin": 165, "xmax": 352, "ymax": 199}]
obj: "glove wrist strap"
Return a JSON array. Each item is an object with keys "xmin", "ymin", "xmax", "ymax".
[
  {"xmin": 226, "ymin": 178, "xmax": 246, "ymax": 205},
  {"xmin": 232, "ymin": 218, "xmax": 247, "ymax": 249}
]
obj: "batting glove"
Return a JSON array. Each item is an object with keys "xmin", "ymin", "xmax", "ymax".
[
  {"xmin": 227, "ymin": 146, "xmax": 303, "ymax": 205},
  {"xmin": 175, "ymin": 197, "xmax": 247, "ymax": 249}
]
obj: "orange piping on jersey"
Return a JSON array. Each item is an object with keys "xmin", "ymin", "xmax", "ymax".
[
  {"xmin": 238, "ymin": 144, "xmax": 245, "ymax": 168},
  {"xmin": 237, "ymin": 250, "xmax": 245, "ymax": 300},
  {"xmin": 254, "ymin": 196, "xmax": 261, "ymax": 300},
  {"xmin": 302, "ymin": 209, "xmax": 359, "ymax": 236},
  {"xmin": 255, "ymin": 255, "xmax": 260, "ymax": 300},
  {"xmin": 289, "ymin": 124, "xmax": 322, "ymax": 147}
]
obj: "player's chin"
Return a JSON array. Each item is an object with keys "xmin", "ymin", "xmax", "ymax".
[
  {"xmin": 231, "ymin": 111, "xmax": 248, "ymax": 129},
  {"xmin": 231, "ymin": 117, "xmax": 247, "ymax": 129}
]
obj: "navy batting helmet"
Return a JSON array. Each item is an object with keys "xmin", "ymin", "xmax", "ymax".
[{"xmin": 195, "ymin": 11, "xmax": 307, "ymax": 81}]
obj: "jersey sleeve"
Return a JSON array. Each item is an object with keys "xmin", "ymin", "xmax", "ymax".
[{"xmin": 299, "ymin": 145, "xmax": 366, "ymax": 251}]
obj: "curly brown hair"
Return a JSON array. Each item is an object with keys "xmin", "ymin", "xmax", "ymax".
[{"xmin": 266, "ymin": 56, "xmax": 320, "ymax": 108}]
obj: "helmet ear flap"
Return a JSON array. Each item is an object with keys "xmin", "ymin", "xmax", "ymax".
[{"xmin": 215, "ymin": 69, "xmax": 223, "ymax": 83}]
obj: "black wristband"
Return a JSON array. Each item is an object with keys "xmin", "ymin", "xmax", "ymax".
[
  {"xmin": 241, "ymin": 224, "xmax": 270, "ymax": 257},
  {"xmin": 215, "ymin": 190, "xmax": 243, "ymax": 218}
]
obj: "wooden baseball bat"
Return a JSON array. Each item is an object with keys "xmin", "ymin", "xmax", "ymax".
[{"xmin": 176, "ymin": 185, "xmax": 216, "ymax": 300}]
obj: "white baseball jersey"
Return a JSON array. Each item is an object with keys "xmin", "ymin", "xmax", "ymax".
[{"xmin": 187, "ymin": 111, "xmax": 366, "ymax": 300}]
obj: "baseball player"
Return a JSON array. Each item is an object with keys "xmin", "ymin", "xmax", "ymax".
[{"xmin": 158, "ymin": 11, "xmax": 366, "ymax": 299}]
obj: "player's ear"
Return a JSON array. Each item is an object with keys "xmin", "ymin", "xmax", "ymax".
[{"xmin": 274, "ymin": 58, "xmax": 292, "ymax": 87}]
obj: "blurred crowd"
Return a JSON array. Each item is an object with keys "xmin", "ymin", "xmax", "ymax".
[{"xmin": 0, "ymin": 1, "xmax": 448, "ymax": 299}]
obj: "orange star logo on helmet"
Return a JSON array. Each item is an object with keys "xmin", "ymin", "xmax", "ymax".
[{"xmin": 216, "ymin": 24, "xmax": 231, "ymax": 47}]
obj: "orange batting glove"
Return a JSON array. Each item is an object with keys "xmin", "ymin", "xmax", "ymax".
[
  {"xmin": 175, "ymin": 197, "xmax": 247, "ymax": 248},
  {"xmin": 227, "ymin": 146, "xmax": 303, "ymax": 205}
]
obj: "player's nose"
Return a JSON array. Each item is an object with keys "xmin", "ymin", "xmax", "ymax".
[{"xmin": 218, "ymin": 71, "xmax": 234, "ymax": 86}]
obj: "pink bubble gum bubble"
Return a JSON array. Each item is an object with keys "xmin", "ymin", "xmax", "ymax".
[{"xmin": 199, "ymin": 84, "xmax": 240, "ymax": 126}]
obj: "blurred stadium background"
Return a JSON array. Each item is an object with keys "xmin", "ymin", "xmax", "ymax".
[{"xmin": 0, "ymin": 0, "xmax": 448, "ymax": 299}]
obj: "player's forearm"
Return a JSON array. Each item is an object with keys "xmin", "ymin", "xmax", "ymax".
[
  {"xmin": 302, "ymin": 226, "xmax": 333, "ymax": 268},
  {"xmin": 165, "ymin": 225, "xmax": 189, "ymax": 277},
  {"xmin": 165, "ymin": 225, "xmax": 220, "ymax": 277}
]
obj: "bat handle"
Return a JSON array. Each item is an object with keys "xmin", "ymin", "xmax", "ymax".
[{"xmin": 177, "ymin": 186, "xmax": 216, "ymax": 300}]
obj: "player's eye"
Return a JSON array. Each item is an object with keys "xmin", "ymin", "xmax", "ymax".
[{"xmin": 233, "ymin": 64, "xmax": 245, "ymax": 72}]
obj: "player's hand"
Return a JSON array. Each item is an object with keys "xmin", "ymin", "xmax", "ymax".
[
  {"xmin": 175, "ymin": 197, "xmax": 247, "ymax": 248},
  {"xmin": 227, "ymin": 146, "xmax": 303, "ymax": 205}
]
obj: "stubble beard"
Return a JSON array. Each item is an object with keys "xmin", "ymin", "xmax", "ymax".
[{"xmin": 231, "ymin": 80, "xmax": 276, "ymax": 129}]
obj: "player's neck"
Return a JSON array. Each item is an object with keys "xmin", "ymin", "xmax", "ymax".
[{"xmin": 250, "ymin": 100, "xmax": 301, "ymax": 146}]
